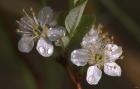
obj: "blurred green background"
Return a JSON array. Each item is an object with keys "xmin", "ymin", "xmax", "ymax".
[{"xmin": 0, "ymin": 0, "xmax": 140, "ymax": 89}]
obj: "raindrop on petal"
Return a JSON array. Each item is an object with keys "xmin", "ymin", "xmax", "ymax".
[
  {"xmin": 18, "ymin": 35, "xmax": 34, "ymax": 53},
  {"xmin": 86, "ymin": 65, "xmax": 102, "ymax": 85},
  {"xmin": 48, "ymin": 19, "xmax": 57, "ymax": 27},
  {"xmin": 71, "ymin": 49, "xmax": 90, "ymax": 66},
  {"xmin": 81, "ymin": 28, "xmax": 100, "ymax": 49},
  {"xmin": 105, "ymin": 44, "xmax": 123, "ymax": 61},
  {"xmin": 47, "ymin": 26, "xmax": 65, "ymax": 41},
  {"xmin": 36, "ymin": 37, "xmax": 54, "ymax": 57},
  {"xmin": 104, "ymin": 62, "xmax": 121, "ymax": 76}
]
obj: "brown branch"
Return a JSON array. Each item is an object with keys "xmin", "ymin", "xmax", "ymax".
[
  {"xmin": 65, "ymin": 66, "xmax": 82, "ymax": 89},
  {"xmin": 56, "ymin": 49, "xmax": 83, "ymax": 89}
]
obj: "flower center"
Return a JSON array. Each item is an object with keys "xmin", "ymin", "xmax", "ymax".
[
  {"xmin": 88, "ymin": 53, "xmax": 104, "ymax": 67},
  {"xmin": 32, "ymin": 24, "xmax": 49, "ymax": 38},
  {"xmin": 34, "ymin": 25, "xmax": 42, "ymax": 35},
  {"xmin": 92, "ymin": 53, "xmax": 104, "ymax": 66},
  {"xmin": 21, "ymin": 8, "xmax": 49, "ymax": 38},
  {"xmin": 94, "ymin": 54, "xmax": 102, "ymax": 61}
]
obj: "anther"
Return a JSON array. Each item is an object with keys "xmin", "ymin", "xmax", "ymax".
[
  {"xmin": 16, "ymin": 20, "xmax": 20, "ymax": 24},
  {"xmin": 97, "ymin": 24, "xmax": 103, "ymax": 30},
  {"xmin": 22, "ymin": 9, "xmax": 29, "ymax": 17},
  {"xmin": 16, "ymin": 29, "xmax": 31, "ymax": 34},
  {"xmin": 30, "ymin": 8, "xmax": 39, "ymax": 26},
  {"xmin": 111, "ymin": 36, "xmax": 114, "ymax": 40}
]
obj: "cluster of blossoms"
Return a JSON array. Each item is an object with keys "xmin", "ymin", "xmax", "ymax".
[
  {"xmin": 17, "ymin": 7, "xmax": 65, "ymax": 57},
  {"xmin": 71, "ymin": 25, "xmax": 123, "ymax": 85},
  {"xmin": 16, "ymin": 6, "xmax": 123, "ymax": 86}
]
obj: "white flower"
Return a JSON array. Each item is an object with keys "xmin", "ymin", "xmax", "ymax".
[
  {"xmin": 86, "ymin": 65, "xmax": 102, "ymax": 85},
  {"xmin": 81, "ymin": 28, "xmax": 101, "ymax": 49},
  {"xmin": 71, "ymin": 49, "xmax": 90, "ymax": 66},
  {"xmin": 17, "ymin": 7, "xmax": 65, "ymax": 57},
  {"xmin": 36, "ymin": 37, "xmax": 54, "ymax": 57},
  {"xmin": 71, "ymin": 25, "xmax": 123, "ymax": 85},
  {"xmin": 18, "ymin": 34, "xmax": 34, "ymax": 53}
]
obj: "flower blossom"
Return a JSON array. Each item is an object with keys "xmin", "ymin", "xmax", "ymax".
[
  {"xmin": 71, "ymin": 25, "xmax": 123, "ymax": 85},
  {"xmin": 17, "ymin": 7, "xmax": 65, "ymax": 57}
]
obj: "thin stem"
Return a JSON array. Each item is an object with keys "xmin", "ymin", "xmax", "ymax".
[
  {"xmin": 65, "ymin": 66, "xmax": 82, "ymax": 89},
  {"xmin": 56, "ymin": 43, "xmax": 83, "ymax": 89}
]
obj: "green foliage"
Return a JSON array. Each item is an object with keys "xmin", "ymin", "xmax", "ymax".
[
  {"xmin": 41, "ymin": 0, "xmax": 47, "ymax": 6},
  {"xmin": 0, "ymin": 22, "xmax": 37, "ymax": 89},
  {"xmin": 100, "ymin": 0, "xmax": 140, "ymax": 43},
  {"xmin": 65, "ymin": 0, "xmax": 88, "ymax": 39},
  {"xmin": 73, "ymin": 0, "xmax": 79, "ymax": 5},
  {"xmin": 2, "ymin": 0, "xmax": 140, "ymax": 89},
  {"xmin": 67, "ymin": 15, "xmax": 94, "ymax": 51}
]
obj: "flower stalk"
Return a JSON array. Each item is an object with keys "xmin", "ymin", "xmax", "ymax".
[{"xmin": 66, "ymin": 66, "xmax": 82, "ymax": 89}]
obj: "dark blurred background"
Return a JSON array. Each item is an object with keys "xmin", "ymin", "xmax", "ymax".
[{"xmin": 0, "ymin": 0, "xmax": 140, "ymax": 89}]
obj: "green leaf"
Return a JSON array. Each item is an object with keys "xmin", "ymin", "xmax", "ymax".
[
  {"xmin": 0, "ymin": 22, "xmax": 37, "ymax": 89},
  {"xmin": 74, "ymin": 0, "xmax": 79, "ymax": 5},
  {"xmin": 41, "ymin": 0, "xmax": 47, "ymax": 6},
  {"xmin": 67, "ymin": 15, "xmax": 94, "ymax": 51},
  {"xmin": 65, "ymin": 0, "xmax": 88, "ymax": 38}
]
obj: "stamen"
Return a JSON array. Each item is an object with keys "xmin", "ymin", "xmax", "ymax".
[
  {"xmin": 102, "ymin": 34, "xmax": 106, "ymax": 39},
  {"xmin": 16, "ymin": 29, "xmax": 31, "ymax": 34},
  {"xmin": 21, "ymin": 9, "xmax": 38, "ymax": 29},
  {"xmin": 111, "ymin": 36, "xmax": 114, "ymax": 40},
  {"xmin": 95, "ymin": 54, "xmax": 102, "ymax": 61},
  {"xmin": 30, "ymin": 8, "xmax": 39, "ymax": 25},
  {"xmin": 32, "ymin": 35, "xmax": 38, "ymax": 40},
  {"xmin": 16, "ymin": 20, "xmax": 20, "ymax": 24},
  {"xmin": 97, "ymin": 29, "xmax": 102, "ymax": 34},
  {"xmin": 20, "ymin": 18, "xmax": 33, "ymax": 29},
  {"xmin": 22, "ymin": 9, "xmax": 29, "ymax": 17},
  {"xmin": 106, "ymin": 38, "xmax": 111, "ymax": 43},
  {"xmin": 97, "ymin": 24, "xmax": 103, "ymax": 33},
  {"xmin": 17, "ymin": 19, "xmax": 38, "ymax": 37},
  {"xmin": 111, "ymin": 36, "xmax": 114, "ymax": 43}
]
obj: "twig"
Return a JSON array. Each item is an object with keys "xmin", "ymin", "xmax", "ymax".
[
  {"xmin": 65, "ymin": 66, "xmax": 82, "ymax": 89},
  {"xmin": 56, "ymin": 48, "xmax": 83, "ymax": 89}
]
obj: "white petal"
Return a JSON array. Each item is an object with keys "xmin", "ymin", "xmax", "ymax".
[
  {"xmin": 105, "ymin": 44, "xmax": 123, "ymax": 61},
  {"xmin": 21, "ymin": 16, "xmax": 35, "ymax": 28},
  {"xmin": 18, "ymin": 16, "xmax": 35, "ymax": 32},
  {"xmin": 36, "ymin": 37, "xmax": 54, "ymax": 57},
  {"xmin": 48, "ymin": 19, "xmax": 57, "ymax": 27},
  {"xmin": 71, "ymin": 49, "xmax": 90, "ymax": 66},
  {"xmin": 47, "ymin": 26, "xmax": 65, "ymax": 41},
  {"xmin": 88, "ymin": 28, "xmax": 98, "ymax": 36},
  {"xmin": 18, "ymin": 35, "xmax": 34, "ymax": 53},
  {"xmin": 86, "ymin": 65, "xmax": 102, "ymax": 85},
  {"xmin": 38, "ymin": 7, "xmax": 53, "ymax": 27},
  {"xmin": 104, "ymin": 62, "xmax": 121, "ymax": 76},
  {"xmin": 81, "ymin": 28, "xmax": 101, "ymax": 49}
]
